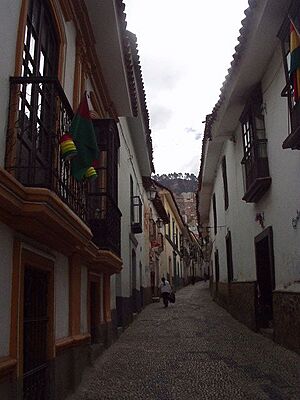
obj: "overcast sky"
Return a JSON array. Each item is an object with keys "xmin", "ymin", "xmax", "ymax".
[{"xmin": 124, "ymin": 0, "xmax": 249, "ymax": 175}]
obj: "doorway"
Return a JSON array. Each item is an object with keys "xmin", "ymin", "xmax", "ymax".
[
  {"xmin": 23, "ymin": 266, "xmax": 51, "ymax": 400},
  {"xmin": 255, "ymin": 227, "xmax": 275, "ymax": 329},
  {"xmin": 139, "ymin": 262, "xmax": 144, "ymax": 308},
  {"xmin": 214, "ymin": 249, "xmax": 219, "ymax": 294},
  {"xmin": 131, "ymin": 249, "xmax": 137, "ymax": 313}
]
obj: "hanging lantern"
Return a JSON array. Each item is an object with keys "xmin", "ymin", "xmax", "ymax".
[
  {"xmin": 59, "ymin": 133, "xmax": 77, "ymax": 161},
  {"xmin": 85, "ymin": 166, "xmax": 97, "ymax": 181}
]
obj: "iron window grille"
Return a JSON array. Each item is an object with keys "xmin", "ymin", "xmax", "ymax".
[
  {"xmin": 5, "ymin": 76, "xmax": 88, "ymax": 222},
  {"xmin": 87, "ymin": 119, "xmax": 122, "ymax": 257},
  {"xmin": 212, "ymin": 194, "xmax": 217, "ymax": 236},
  {"xmin": 222, "ymin": 156, "xmax": 229, "ymax": 210},
  {"xmin": 131, "ymin": 195, "xmax": 143, "ymax": 234},
  {"xmin": 226, "ymin": 231, "xmax": 234, "ymax": 282}
]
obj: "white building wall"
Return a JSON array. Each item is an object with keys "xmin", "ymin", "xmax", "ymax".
[
  {"xmin": 261, "ymin": 45, "xmax": 300, "ymax": 290},
  {"xmin": 0, "ymin": 0, "xmax": 21, "ymax": 167},
  {"xmin": 55, "ymin": 254, "xmax": 69, "ymax": 339},
  {"xmin": 80, "ymin": 265, "xmax": 88, "ymax": 333},
  {"xmin": 0, "ymin": 223, "xmax": 13, "ymax": 357},
  {"xmin": 117, "ymin": 117, "xmax": 146, "ymax": 298},
  {"xmin": 209, "ymin": 44, "xmax": 300, "ymax": 291}
]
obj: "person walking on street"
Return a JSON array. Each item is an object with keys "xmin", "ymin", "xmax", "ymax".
[{"xmin": 160, "ymin": 277, "xmax": 172, "ymax": 307}]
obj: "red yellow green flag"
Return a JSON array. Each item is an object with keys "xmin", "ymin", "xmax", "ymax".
[
  {"xmin": 70, "ymin": 92, "xmax": 99, "ymax": 181},
  {"xmin": 290, "ymin": 21, "xmax": 300, "ymax": 102}
]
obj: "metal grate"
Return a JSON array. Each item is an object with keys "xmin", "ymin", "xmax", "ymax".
[
  {"xmin": 5, "ymin": 76, "xmax": 88, "ymax": 222},
  {"xmin": 23, "ymin": 267, "xmax": 51, "ymax": 400}
]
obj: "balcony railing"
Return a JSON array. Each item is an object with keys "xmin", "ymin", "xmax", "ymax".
[
  {"xmin": 5, "ymin": 76, "xmax": 88, "ymax": 221},
  {"xmin": 88, "ymin": 193, "xmax": 121, "ymax": 257},
  {"xmin": 131, "ymin": 195, "xmax": 143, "ymax": 234},
  {"xmin": 242, "ymin": 139, "xmax": 271, "ymax": 203},
  {"xmin": 282, "ymin": 100, "xmax": 300, "ymax": 150}
]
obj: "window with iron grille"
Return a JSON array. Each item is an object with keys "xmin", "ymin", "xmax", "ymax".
[
  {"xmin": 212, "ymin": 193, "xmax": 217, "ymax": 236},
  {"xmin": 222, "ymin": 156, "xmax": 229, "ymax": 210},
  {"xmin": 18, "ymin": 0, "xmax": 59, "ymax": 186},
  {"xmin": 172, "ymin": 219, "xmax": 176, "ymax": 243},
  {"xmin": 166, "ymin": 213, "xmax": 170, "ymax": 237},
  {"xmin": 129, "ymin": 175, "xmax": 142, "ymax": 234},
  {"xmin": 88, "ymin": 119, "xmax": 121, "ymax": 255},
  {"xmin": 240, "ymin": 86, "xmax": 271, "ymax": 203},
  {"xmin": 226, "ymin": 231, "xmax": 234, "ymax": 282},
  {"xmin": 278, "ymin": 1, "xmax": 300, "ymax": 149}
]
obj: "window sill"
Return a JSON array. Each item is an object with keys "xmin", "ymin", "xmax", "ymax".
[{"xmin": 242, "ymin": 177, "xmax": 271, "ymax": 203}]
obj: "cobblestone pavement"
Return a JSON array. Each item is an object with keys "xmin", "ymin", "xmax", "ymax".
[{"xmin": 69, "ymin": 283, "xmax": 300, "ymax": 400}]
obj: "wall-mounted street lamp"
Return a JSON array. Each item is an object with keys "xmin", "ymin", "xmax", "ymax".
[{"xmin": 147, "ymin": 185, "xmax": 157, "ymax": 201}]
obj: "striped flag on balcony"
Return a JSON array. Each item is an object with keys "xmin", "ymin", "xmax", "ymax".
[
  {"xmin": 70, "ymin": 92, "xmax": 99, "ymax": 181},
  {"xmin": 290, "ymin": 20, "xmax": 300, "ymax": 102}
]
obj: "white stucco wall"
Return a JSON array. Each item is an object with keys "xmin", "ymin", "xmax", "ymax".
[
  {"xmin": 0, "ymin": 0, "xmax": 22, "ymax": 167},
  {"xmin": 80, "ymin": 265, "xmax": 88, "ymax": 333},
  {"xmin": 110, "ymin": 274, "xmax": 116, "ymax": 310},
  {"xmin": 55, "ymin": 254, "xmax": 69, "ymax": 339},
  {"xmin": 0, "ymin": 223, "xmax": 13, "ymax": 357},
  {"xmin": 117, "ymin": 117, "xmax": 147, "ymax": 298},
  {"xmin": 209, "ymin": 44, "xmax": 300, "ymax": 291},
  {"xmin": 261, "ymin": 46, "xmax": 300, "ymax": 289}
]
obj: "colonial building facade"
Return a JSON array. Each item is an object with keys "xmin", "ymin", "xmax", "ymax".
[
  {"xmin": 0, "ymin": 0, "xmax": 154, "ymax": 399},
  {"xmin": 151, "ymin": 181, "xmax": 198, "ymax": 288},
  {"xmin": 197, "ymin": 0, "xmax": 300, "ymax": 353}
]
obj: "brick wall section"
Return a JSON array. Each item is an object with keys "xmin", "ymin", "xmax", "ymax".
[{"xmin": 273, "ymin": 291, "xmax": 300, "ymax": 354}]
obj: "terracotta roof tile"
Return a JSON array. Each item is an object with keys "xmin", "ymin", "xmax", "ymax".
[{"xmin": 127, "ymin": 31, "xmax": 155, "ymax": 173}]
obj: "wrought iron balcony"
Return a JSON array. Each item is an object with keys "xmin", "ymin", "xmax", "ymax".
[
  {"xmin": 5, "ymin": 76, "xmax": 88, "ymax": 222},
  {"xmin": 88, "ymin": 193, "xmax": 121, "ymax": 257},
  {"xmin": 282, "ymin": 101, "xmax": 300, "ymax": 150},
  {"xmin": 242, "ymin": 139, "xmax": 271, "ymax": 203}
]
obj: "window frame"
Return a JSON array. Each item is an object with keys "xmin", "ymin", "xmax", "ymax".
[
  {"xmin": 278, "ymin": 1, "xmax": 300, "ymax": 149},
  {"xmin": 212, "ymin": 193, "xmax": 217, "ymax": 236},
  {"xmin": 240, "ymin": 85, "xmax": 271, "ymax": 202},
  {"xmin": 221, "ymin": 156, "xmax": 229, "ymax": 210},
  {"xmin": 225, "ymin": 231, "xmax": 234, "ymax": 283}
]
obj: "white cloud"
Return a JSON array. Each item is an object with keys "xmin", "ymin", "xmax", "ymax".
[{"xmin": 125, "ymin": 0, "xmax": 249, "ymax": 174}]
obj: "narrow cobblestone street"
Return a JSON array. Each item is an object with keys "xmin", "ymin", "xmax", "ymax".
[{"xmin": 69, "ymin": 283, "xmax": 300, "ymax": 400}]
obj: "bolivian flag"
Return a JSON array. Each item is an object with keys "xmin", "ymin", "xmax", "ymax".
[
  {"xmin": 290, "ymin": 21, "xmax": 300, "ymax": 102},
  {"xmin": 70, "ymin": 92, "xmax": 99, "ymax": 181}
]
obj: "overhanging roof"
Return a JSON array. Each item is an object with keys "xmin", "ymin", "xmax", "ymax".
[
  {"xmin": 198, "ymin": 0, "xmax": 292, "ymax": 223},
  {"xmin": 85, "ymin": 0, "xmax": 136, "ymax": 116}
]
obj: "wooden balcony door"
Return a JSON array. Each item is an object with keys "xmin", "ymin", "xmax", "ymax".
[{"xmin": 18, "ymin": 0, "xmax": 59, "ymax": 186}]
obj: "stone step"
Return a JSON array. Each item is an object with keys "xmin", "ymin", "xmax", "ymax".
[{"xmin": 260, "ymin": 328, "xmax": 274, "ymax": 340}]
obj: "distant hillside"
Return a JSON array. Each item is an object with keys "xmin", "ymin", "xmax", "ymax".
[{"xmin": 153, "ymin": 173, "xmax": 198, "ymax": 194}]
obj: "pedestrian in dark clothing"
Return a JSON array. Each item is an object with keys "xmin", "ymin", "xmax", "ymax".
[{"xmin": 159, "ymin": 277, "xmax": 172, "ymax": 307}]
